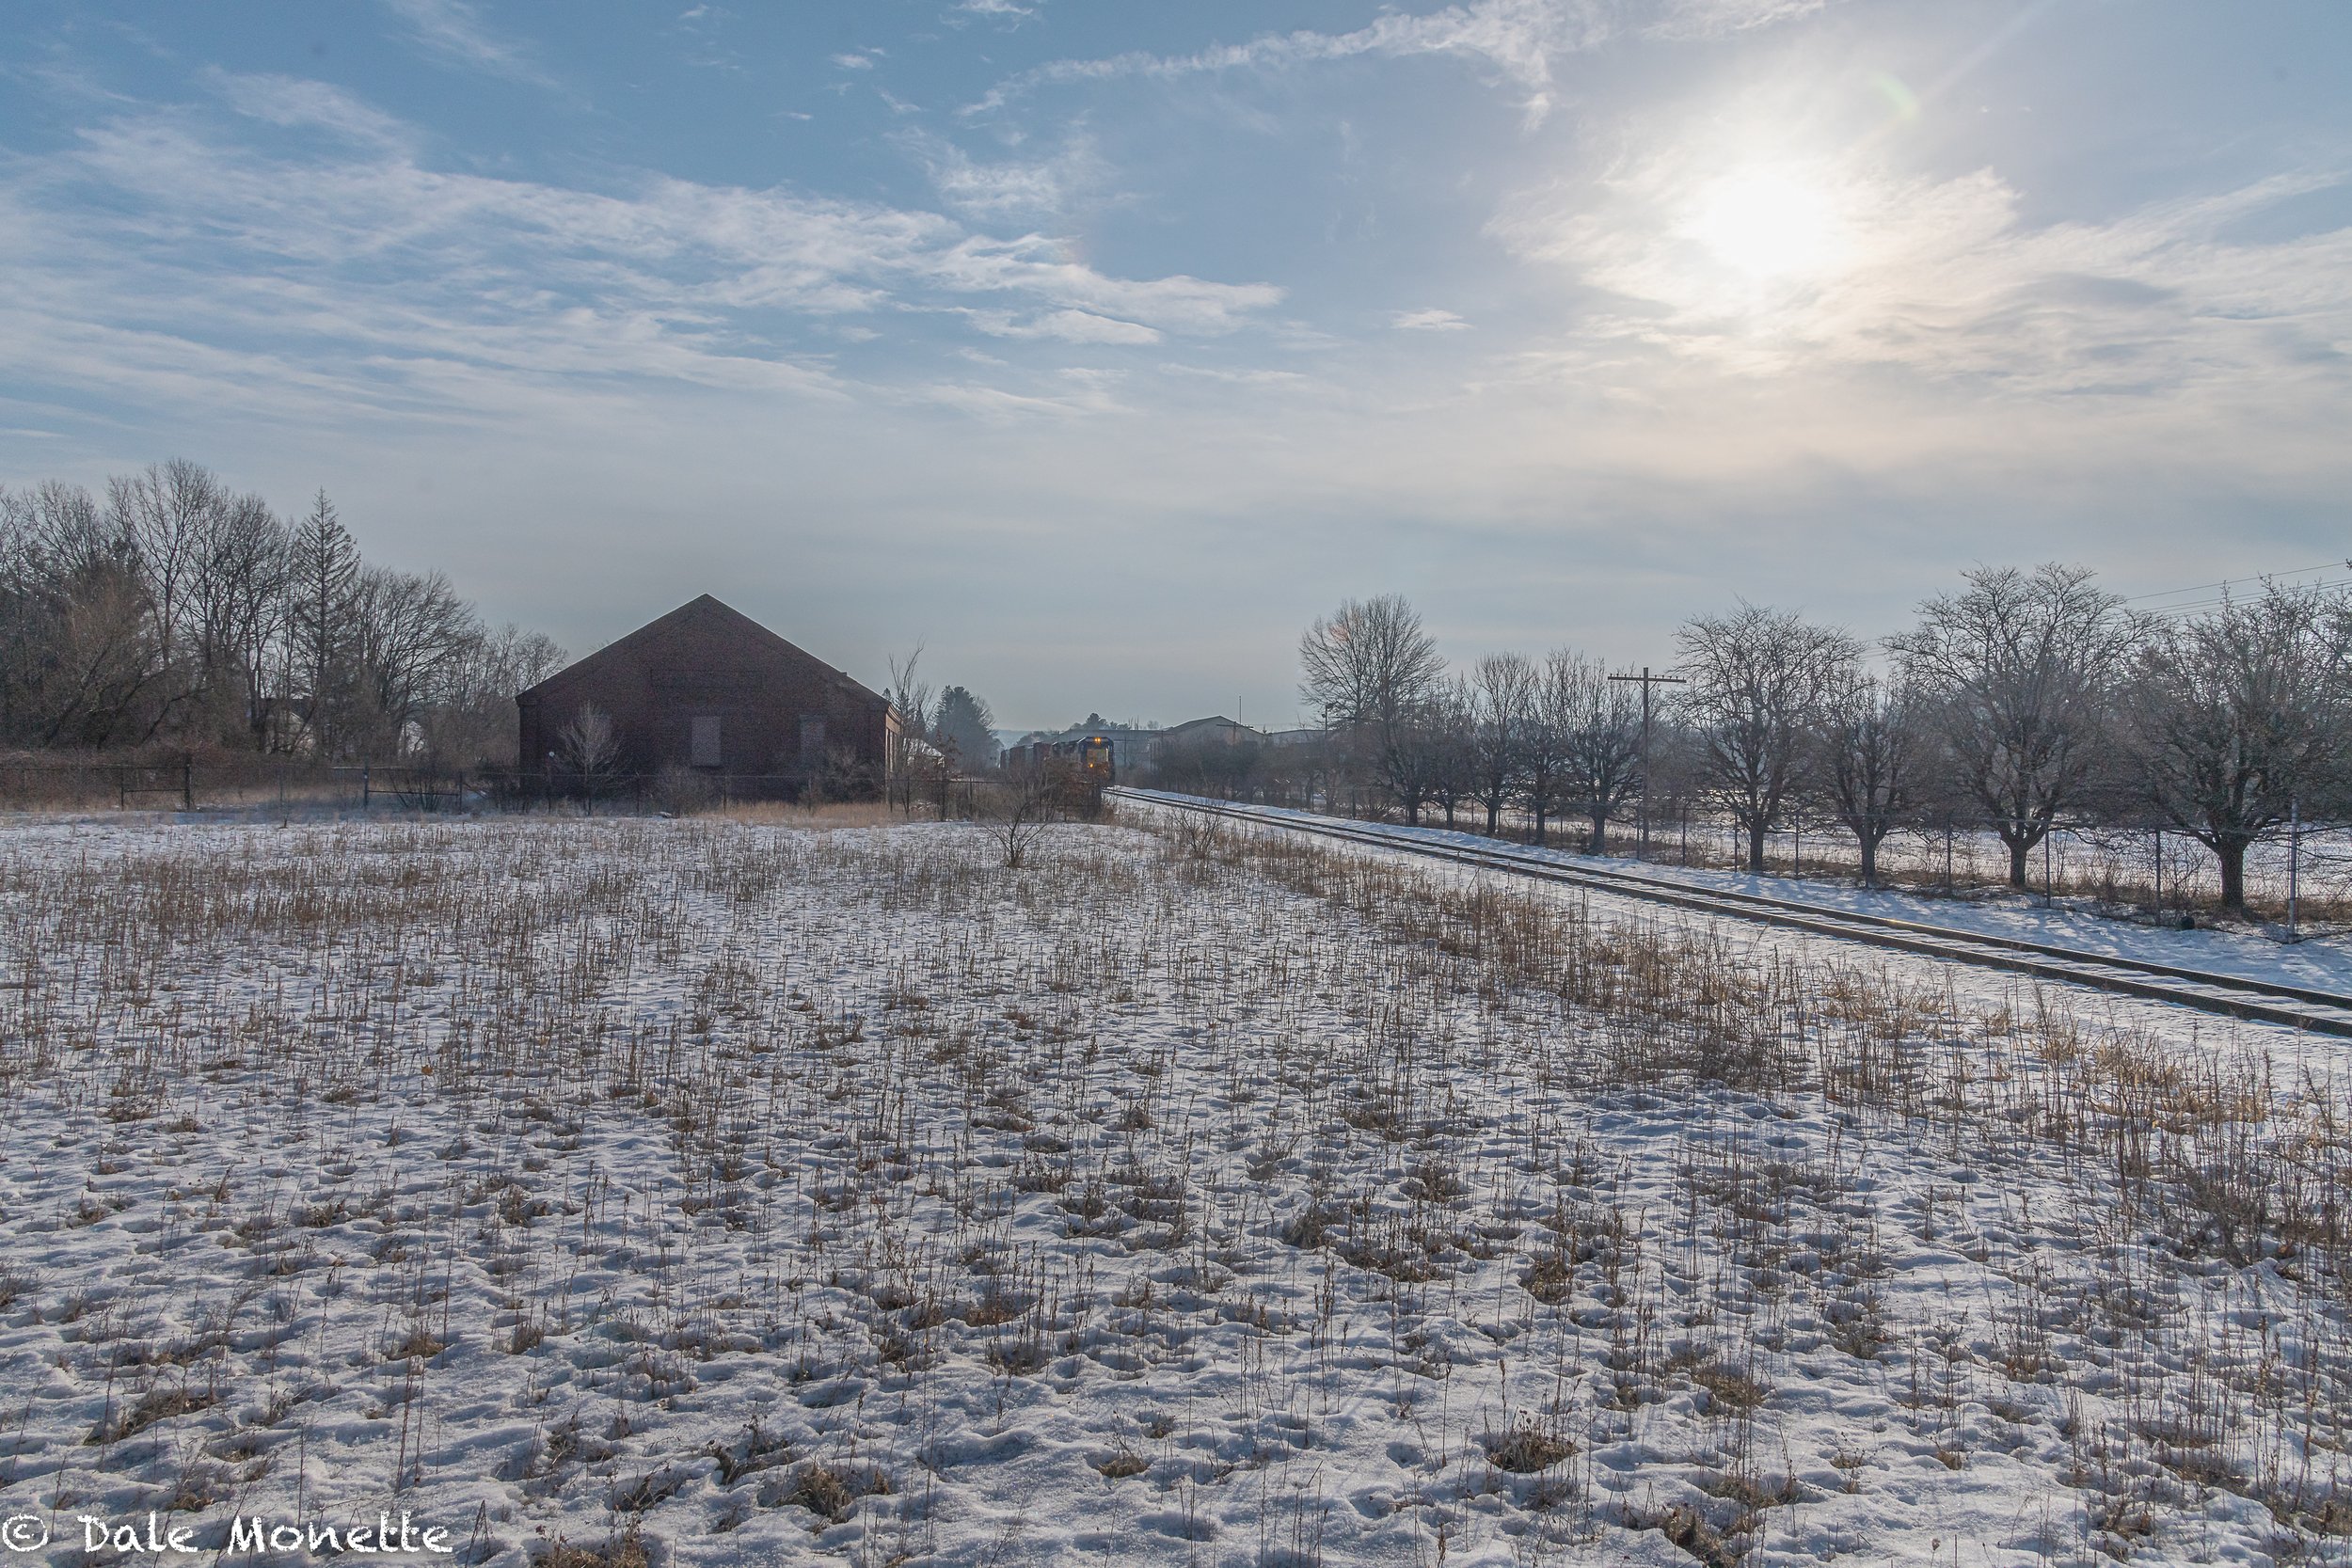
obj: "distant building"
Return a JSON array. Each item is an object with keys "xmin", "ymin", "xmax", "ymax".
[
  {"xmin": 1152, "ymin": 715, "xmax": 1259, "ymax": 752},
  {"xmin": 516, "ymin": 594, "xmax": 895, "ymax": 791},
  {"xmin": 1142, "ymin": 716, "xmax": 1285, "ymax": 796}
]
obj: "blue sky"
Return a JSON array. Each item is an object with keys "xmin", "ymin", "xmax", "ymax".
[{"xmin": 3, "ymin": 1, "xmax": 2349, "ymax": 728}]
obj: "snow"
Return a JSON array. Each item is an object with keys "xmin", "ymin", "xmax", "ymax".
[
  {"xmin": 0, "ymin": 812, "xmax": 2344, "ymax": 1566},
  {"xmin": 1129, "ymin": 791, "xmax": 2352, "ymax": 1000}
]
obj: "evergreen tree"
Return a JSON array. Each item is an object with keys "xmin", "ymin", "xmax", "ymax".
[
  {"xmin": 934, "ymin": 685, "xmax": 997, "ymax": 768},
  {"xmin": 288, "ymin": 490, "xmax": 359, "ymax": 756}
]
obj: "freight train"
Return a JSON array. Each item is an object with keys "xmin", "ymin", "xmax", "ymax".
[{"xmin": 1002, "ymin": 733, "xmax": 1116, "ymax": 812}]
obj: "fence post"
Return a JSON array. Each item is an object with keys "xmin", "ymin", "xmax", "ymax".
[
  {"xmin": 118, "ymin": 766, "xmax": 127, "ymax": 812},
  {"xmin": 362, "ymin": 765, "xmax": 371, "ymax": 814},
  {"xmin": 182, "ymin": 752, "xmax": 194, "ymax": 813},
  {"xmin": 2289, "ymin": 798, "xmax": 2301, "ymax": 937}
]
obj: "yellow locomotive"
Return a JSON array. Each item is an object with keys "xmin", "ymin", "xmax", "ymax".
[{"xmin": 1004, "ymin": 733, "xmax": 1116, "ymax": 814}]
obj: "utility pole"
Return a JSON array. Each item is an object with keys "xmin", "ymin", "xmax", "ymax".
[{"xmin": 1609, "ymin": 667, "xmax": 1687, "ymax": 860}]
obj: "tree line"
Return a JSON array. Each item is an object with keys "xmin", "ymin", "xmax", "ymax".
[
  {"xmin": 1278, "ymin": 564, "xmax": 2351, "ymax": 911},
  {"xmin": 0, "ymin": 459, "xmax": 564, "ymax": 766}
]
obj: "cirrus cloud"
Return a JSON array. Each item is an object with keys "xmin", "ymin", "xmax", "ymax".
[
  {"xmin": 1493, "ymin": 147, "xmax": 2352, "ymax": 400},
  {"xmin": 0, "ymin": 78, "xmax": 1284, "ymax": 429}
]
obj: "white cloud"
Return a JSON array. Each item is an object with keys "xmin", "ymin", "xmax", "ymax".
[
  {"xmin": 831, "ymin": 53, "xmax": 875, "ymax": 71},
  {"xmin": 378, "ymin": 0, "xmax": 555, "ymax": 87},
  {"xmin": 966, "ymin": 309, "xmax": 1161, "ymax": 345},
  {"xmin": 1492, "ymin": 145, "xmax": 2352, "ymax": 399},
  {"xmin": 893, "ymin": 127, "xmax": 1108, "ymax": 222},
  {"xmin": 958, "ymin": 0, "xmax": 1851, "ymax": 129},
  {"xmin": 206, "ymin": 71, "xmax": 416, "ymax": 151},
  {"xmin": 910, "ymin": 373, "xmax": 1128, "ymax": 420},
  {"xmin": 1642, "ymin": 0, "xmax": 1834, "ymax": 41},
  {"xmin": 965, "ymin": 0, "xmax": 1614, "ymax": 127},
  {"xmin": 1392, "ymin": 308, "xmax": 1471, "ymax": 330},
  {"xmin": 0, "ymin": 90, "xmax": 1282, "ymax": 431},
  {"xmin": 921, "ymin": 233, "xmax": 1282, "ymax": 334}
]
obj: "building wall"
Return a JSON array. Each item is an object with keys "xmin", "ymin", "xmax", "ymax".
[
  {"xmin": 518, "ymin": 600, "xmax": 889, "ymax": 784},
  {"xmin": 1152, "ymin": 717, "xmax": 1259, "ymax": 752}
]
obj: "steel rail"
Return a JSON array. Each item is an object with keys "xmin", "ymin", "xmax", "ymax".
[{"xmin": 1112, "ymin": 788, "xmax": 2352, "ymax": 1039}]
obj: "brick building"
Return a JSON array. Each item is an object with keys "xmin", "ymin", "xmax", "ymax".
[{"xmin": 516, "ymin": 595, "xmax": 894, "ymax": 792}]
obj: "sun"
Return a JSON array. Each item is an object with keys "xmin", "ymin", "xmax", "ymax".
[{"xmin": 1683, "ymin": 166, "xmax": 1845, "ymax": 283}]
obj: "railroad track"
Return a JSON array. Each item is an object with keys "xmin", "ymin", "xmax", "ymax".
[{"xmin": 1113, "ymin": 787, "xmax": 2352, "ymax": 1039}]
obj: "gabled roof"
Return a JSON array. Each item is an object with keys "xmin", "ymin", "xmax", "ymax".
[
  {"xmin": 1159, "ymin": 715, "xmax": 1253, "ymax": 738},
  {"xmin": 519, "ymin": 594, "xmax": 886, "ymax": 705}
]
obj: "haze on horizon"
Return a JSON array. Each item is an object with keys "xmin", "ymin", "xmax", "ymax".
[{"xmin": 3, "ymin": 0, "xmax": 2347, "ymax": 730}]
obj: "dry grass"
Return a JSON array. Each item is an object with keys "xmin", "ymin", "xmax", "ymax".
[
  {"xmin": 0, "ymin": 808, "xmax": 2343, "ymax": 1563},
  {"xmin": 536, "ymin": 1527, "xmax": 648, "ymax": 1568},
  {"xmin": 693, "ymin": 799, "xmax": 902, "ymax": 828}
]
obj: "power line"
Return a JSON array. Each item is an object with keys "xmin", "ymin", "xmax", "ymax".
[
  {"xmin": 2126, "ymin": 559, "xmax": 2352, "ymax": 606},
  {"xmin": 2141, "ymin": 574, "xmax": 2352, "ymax": 618}
]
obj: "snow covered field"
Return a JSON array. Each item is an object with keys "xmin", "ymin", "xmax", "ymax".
[
  {"xmin": 0, "ymin": 811, "xmax": 2348, "ymax": 1566},
  {"xmin": 1401, "ymin": 798, "xmax": 2352, "ymax": 919},
  {"xmin": 1135, "ymin": 793, "xmax": 2352, "ymax": 1000}
]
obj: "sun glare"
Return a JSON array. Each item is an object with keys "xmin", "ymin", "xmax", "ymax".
[{"xmin": 1684, "ymin": 166, "xmax": 1844, "ymax": 283}]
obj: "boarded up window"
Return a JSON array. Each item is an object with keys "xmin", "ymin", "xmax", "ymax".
[
  {"xmin": 691, "ymin": 715, "xmax": 722, "ymax": 768},
  {"xmin": 799, "ymin": 715, "xmax": 826, "ymax": 768}
]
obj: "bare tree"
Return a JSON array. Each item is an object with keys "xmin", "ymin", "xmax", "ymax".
[
  {"xmin": 107, "ymin": 460, "xmax": 221, "ymax": 695},
  {"xmin": 0, "ymin": 480, "xmax": 114, "ymax": 578},
  {"xmin": 1422, "ymin": 675, "xmax": 1478, "ymax": 828},
  {"xmin": 0, "ymin": 482, "xmax": 172, "ymax": 748},
  {"xmin": 190, "ymin": 492, "xmax": 290, "ymax": 748},
  {"xmin": 1678, "ymin": 603, "xmax": 1859, "ymax": 874},
  {"xmin": 1469, "ymin": 652, "xmax": 1536, "ymax": 834},
  {"xmin": 1891, "ymin": 563, "xmax": 2144, "ymax": 888},
  {"xmin": 493, "ymin": 624, "xmax": 569, "ymax": 692},
  {"xmin": 1298, "ymin": 594, "xmax": 1446, "ymax": 823},
  {"xmin": 885, "ymin": 644, "xmax": 933, "ymax": 811},
  {"xmin": 423, "ymin": 622, "xmax": 567, "ymax": 768},
  {"xmin": 1814, "ymin": 670, "xmax": 1924, "ymax": 887},
  {"xmin": 1518, "ymin": 649, "xmax": 1584, "ymax": 847},
  {"xmin": 350, "ymin": 565, "xmax": 482, "ymax": 755},
  {"xmin": 1554, "ymin": 653, "xmax": 1644, "ymax": 853},
  {"xmin": 1, "ymin": 461, "xmax": 565, "ymax": 766},
  {"xmin": 2122, "ymin": 582, "xmax": 2347, "ymax": 910},
  {"xmin": 105, "ymin": 465, "xmax": 302, "ymax": 749},
  {"xmin": 980, "ymin": 764, "xmax": 1063, "ymax": 867},
  {"xmin": 556, "ymin": 702, "xmax": 621, "ymax": 786}
]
